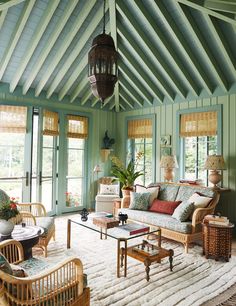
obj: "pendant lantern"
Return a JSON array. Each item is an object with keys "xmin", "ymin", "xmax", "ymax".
[{"xmin": 88, "ymin": 1, "xmax": 118, "ymax": 103}]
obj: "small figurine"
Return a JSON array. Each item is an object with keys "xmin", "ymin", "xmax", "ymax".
[
  {"xmin": 81, "ymin": 208, "xmax": 89, "ymax": 222},
  {"xmin": 118, "ymin": 212, "xmax": 128, "ymax": 225}
]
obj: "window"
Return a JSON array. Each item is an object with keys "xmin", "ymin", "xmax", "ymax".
[
  {"xmin": 179, "ymin": 108, "xmax": 221, "ymax": 186},
  {"xmin": 127, "ymin": 117, "xmax": 154, "ymax": 186}
]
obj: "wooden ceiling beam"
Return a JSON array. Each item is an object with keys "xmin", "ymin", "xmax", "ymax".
[
  {"xmin": 152, "ymin": 0, "xmax": 213, "ymax": 95},
  {"xmin": 204, "ymin": 0, "xmax": 236, "ymax": 14},
  {"xmin": 10, "ymin": 0, "xmax": 60, "ymax": 93},
  {"xmin": 23, "ymin": 0, "xmax": 79, "ymax": 95},
  {"xmin": 205, "ymin": 14, "xmax": 236, "ymax": 73},
  {"xmin": 119, "ymin": 88, "xmax": 134, "ymax": 109},
  {"xmin": 118, "ymin": 43, "xmax": 164, "ymax": 104},
  {"xmin": 0, "ymin": 0, "xmax": 25, "ymax": 11},
  {"xmin": 108, "ymin": 0, "xmax": 119, "ymax": 112},
  {"xmin": 117, "ymin": 2, "xmax": 188, "ymax": 99},
  {"xmin": 177, "ymin": 0, "xmax": 236, "ymax": 25},
  {"xmin": 119, "ymin": 61, "xmax": 153, "ymax": 105},
  {"xmin": 0, "ymin": 9, "xmax": 7, "ymax": 30},
  {"xmin": 101, "ymin": 95, "xmax": 113, "ymax": 109},
  {"xmin": 119, "ymin": 77, "xmax": 143, "ymax": 107},
  {"xmin": 132, "ymin": 0, "xmax": 198, "ymax": 98},
  {"xmin": 117, "ymin": 22, "xmax": 174, "ymax": 102},
  {"xmin": 35, "ymin": 0, "xmax": 96, "ymax": 97},
  {"xmin": 46, "ymin": 2, "xmax": 105, "ymax": 99},
  {"xmin": 81, "ymin": 88, "xmax": 93, "ymax": 106},
  {"xmin": 177, "ymin": 3, "xmax": 228, "ymax": 91},
  {"xmin": 0, "ymin": 0, "xmax": 35, "ymax": 81}
]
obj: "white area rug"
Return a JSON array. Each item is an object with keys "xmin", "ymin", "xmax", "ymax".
[{"xmin": 35, "ymin": 216, "xmax": 236, "ymax": 306}]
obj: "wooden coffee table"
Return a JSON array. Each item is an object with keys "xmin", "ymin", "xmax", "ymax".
[
  {"xmin": 121, "ymin": 240, "xmax": 174, "ymax": 281},
  {"xmin": 92, "ymin": 217, "xmax": 119, "ymax": 239}
]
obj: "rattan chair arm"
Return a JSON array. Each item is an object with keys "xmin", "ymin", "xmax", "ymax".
[
  {"xmin": 18, "ymin": 203, "xmax": 47, "ymax": 217},
  {"xmin": 19, "ymin": 211, "xmax": 37, "ymax": 225},
  {"xmin": 0, "ymin": 239, "xmax": 24, "ymax": 263}
]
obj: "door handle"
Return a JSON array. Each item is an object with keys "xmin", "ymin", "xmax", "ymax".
[
  {"xmin": 25, "ymin": 172, "xmax": 29, "ymax": 186},
  {"xmin": 39, "ymin": 171, "xmax": 42, "ymax": 186}
]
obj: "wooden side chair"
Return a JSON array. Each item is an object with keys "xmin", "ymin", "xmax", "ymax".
[
  {"xmin": 0, "ymin": 239, "xmax": 90, "ymax": 306},
  {"xmin": 16, "ymin": 203, "xmax": 56, "ymax": 257}
]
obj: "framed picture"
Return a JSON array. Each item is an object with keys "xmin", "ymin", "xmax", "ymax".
[
  {"xmin": 160, "ymin": 135, "xmax": 171, "ymax": 147},
  {"xmin": 161, "ymin": 147, "xmax": 171, "ymax": 156}
]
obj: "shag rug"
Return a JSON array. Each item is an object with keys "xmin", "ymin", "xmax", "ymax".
[{"xmin": 33, "ymin": 215, "xmax": 236, "ymax": 306}]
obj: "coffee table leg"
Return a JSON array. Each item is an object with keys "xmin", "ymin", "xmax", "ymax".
[
  {"xmin": 117, "ymin": 239, "xmax": 127, "ymax": 278},
  {"xmin": 169, "ymin": 249, "xmax": 174, "ymax": 271},
  {"xmin": 117, "ymin": 239, "xmax": 121, "ymax": 277},
  {"xmin": 100, "ymin": 227, "xmax": 102, "ymax": 239},
  {"xmin": 144, "ymin": 259, "xmax": 151, "ymax": 282},
  {"xmin": 67, "ymin": 219, "xmax": 71, "ymax": 249}
]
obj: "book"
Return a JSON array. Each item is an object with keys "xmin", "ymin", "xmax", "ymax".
[
  {"xmin": 118, "ymin": 223, "xmax": 149, "ymax": 235},
  {"xmin": 209, "ymin": 220, "xmax": 229, "ymax": 226},
  {"xmin": 204, "ymin": 215, "xmax": 228, "ymax": 223}
]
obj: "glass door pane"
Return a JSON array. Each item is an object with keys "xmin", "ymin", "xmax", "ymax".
[{"xmin": 65, "ymin": 138, "xmax": 84, "ymax": 209}]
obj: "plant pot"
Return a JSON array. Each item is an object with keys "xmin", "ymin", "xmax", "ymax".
[{"xmin": 0, "ymin": 219, "xmax": 14, "ymax": 238}]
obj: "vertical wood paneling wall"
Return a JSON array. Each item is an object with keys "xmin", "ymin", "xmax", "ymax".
[{"xmin": 116, "ymin": 94, "xmax": 236, "ymax": 221}]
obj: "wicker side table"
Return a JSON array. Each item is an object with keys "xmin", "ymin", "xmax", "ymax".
[{"xmin": 202, "ymin": 222, "xmax": 234, "ymax": 261}]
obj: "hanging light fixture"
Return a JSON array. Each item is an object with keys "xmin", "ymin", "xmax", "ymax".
[{"xmin": 88, "ymin": 0, "xmax": 118, "ymax": 103}]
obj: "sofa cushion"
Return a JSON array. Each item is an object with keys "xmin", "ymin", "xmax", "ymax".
[
  {"xmin": 135, "ymin": 185, "xmax": 159, "ymax": 206},
  {"xmin": 129, "ymin": 192, "xmax": 150, "ymax": 211},
  {"xmin": 120, "ymin": 208, "xmax": 193, "ymax": 234},
  {"xmin": 172, "ymin": 200, "xmax": 195, "ymax": 222},
  {"xmin": 175, "ymin": 185, "xmax": 216, "ymax": 202},
  {"xmin": 149, "ymin": 199, "xmax": 182, "ymax": 215},
  {"xmin": 148, "ymin": 183, "xmax": 180, "ymax": 201},
  {"xmin": 35, "ymin": 217, "xmax": 54, "ymax": 236}
]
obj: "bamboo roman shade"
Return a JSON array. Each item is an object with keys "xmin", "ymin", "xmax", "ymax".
[
  {"xmin": 0, "ymin": 105, "xmax": 27, "ymax": 133},
  {"xmin": 43, "ymin": 110, "xmax": 59, "ymax": 136},
  {"xmin": 67, "ymin": 115, "xmax": 88, "ymax": 139},
  {"xmin": 128, "ymin": 118, "xmax": 152, "ymax": 139},
  {"xmin": 180, "ymin": 111, "xmax": 217, "ymax": 137}
]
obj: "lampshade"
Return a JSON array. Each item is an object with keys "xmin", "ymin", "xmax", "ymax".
[
  {"xmin": 160, "ymin": 155, "xmax": 179, "ymax": 169},
  {"xmin": 93, "ymin": 165, "xmax": 102, "ymax": 173},
  {"xmin": 204, "ymin": 155, "xmax": 226, "ymax": 170}
]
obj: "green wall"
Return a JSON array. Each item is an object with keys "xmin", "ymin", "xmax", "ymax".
[{"xmin": 116, "ymin": 94, "xmax": 236, "ymax": 222}]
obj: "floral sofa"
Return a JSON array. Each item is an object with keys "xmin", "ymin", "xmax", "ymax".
[{"xmin": 120, "ymin": 183, "xmax": 220, "ymax": 252}]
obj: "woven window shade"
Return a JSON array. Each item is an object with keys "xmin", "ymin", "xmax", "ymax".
[
  {"xmin": 128, "ymin": 119, "xmax": 152, "ymax": 138},
  {"xmin": 67, "ymin": 115, "xmax": 88, "ymax": 139},
  {"xmin": 0, "ymin": 105, "xmax": 27, "ymax": 133},
  {"xmin": 180, "ymin": 111, "xmax": 217, "ymax": 137},
  {"xmin": 43, "ymin": 110, "xmax": 59, "ymax": 136}
]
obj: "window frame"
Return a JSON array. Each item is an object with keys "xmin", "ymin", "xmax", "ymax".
[
  {"xmin": 176, "ymin": 105, "xmax": 222, "ymax": 181},
  {"xmin": 125, "ymin": 114, "xmax": 156, "ymax": 185}
]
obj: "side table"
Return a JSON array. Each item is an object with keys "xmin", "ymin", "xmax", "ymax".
[
  {"xmin": 202, "ymin": 222, "xmax": 234, "ymax": 261},
  {"xmin": 93, "ymin": 217, "xmax": 119, "ymax": 239}
]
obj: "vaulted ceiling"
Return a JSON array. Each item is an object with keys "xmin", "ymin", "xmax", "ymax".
[{"xmin": 0, "ymin": 0, "xmax": 235, "ymax": 112}]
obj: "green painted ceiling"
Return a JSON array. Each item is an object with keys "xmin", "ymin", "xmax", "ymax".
[{"xmin": 0, "ymin": 0, "xmax": 235, "ymax": 112}]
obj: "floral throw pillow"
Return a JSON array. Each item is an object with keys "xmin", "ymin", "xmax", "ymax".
[
  {"xmin": 172, "ymin": 200, "xmax": 194, "ymax": 222},
  {"xmin": 129, "ymin": 192, "xmax": 151, "ymax": 211},
  {"xmin": 135, "ymin": 185, "xmax": 160, "ymax": 207}
]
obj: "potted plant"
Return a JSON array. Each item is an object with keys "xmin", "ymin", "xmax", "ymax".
[
  {"xmin": 0, "ymin": 197, "xmax": 19, "ymax": 237},
  {"xmin": 110, "ymin": 152, "xmax": 144, "ymax": 193}
]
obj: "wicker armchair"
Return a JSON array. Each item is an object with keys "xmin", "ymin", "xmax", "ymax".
[
  {"xmin": 16, "ymin": 203, "xmax": 55, "ymax": 257},
  {"xmin": 0, "ymin": 239, "xmax": 90, "ymax": 306}
]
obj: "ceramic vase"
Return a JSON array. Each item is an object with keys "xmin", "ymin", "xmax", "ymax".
[{"xmin": 0, "ymin": 219, "xmax": 14, "ymax": 238}]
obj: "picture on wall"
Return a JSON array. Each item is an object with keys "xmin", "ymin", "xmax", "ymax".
[
  {"xmin": 161, "ymin": 147, "xmax": 171, "ymax": 156},
  {"xmin": 160, "ymin": 135, "xmax": 171, "ymax": 147}
]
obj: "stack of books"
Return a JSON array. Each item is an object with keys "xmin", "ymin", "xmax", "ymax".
[{"xmin": 204, "ymin": 214, "xmax": 229, "ymax": 226}]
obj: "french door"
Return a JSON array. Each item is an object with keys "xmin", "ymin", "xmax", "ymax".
[{"xmin": 0, "ymin": 107, "xmax": 57, "ymax": 215}]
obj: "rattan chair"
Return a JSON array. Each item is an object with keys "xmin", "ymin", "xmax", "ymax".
[
  {"xmin": 0, "ymin": 239, "xmax": 90, "ymax": 306},
  {"xmin": 16, "ymin": 202, "xmax": 56, "ymax": 257}
]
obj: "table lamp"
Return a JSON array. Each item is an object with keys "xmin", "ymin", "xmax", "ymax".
[
  {"xmin": 160, "ymin": 155, "xmax": 179, "ymax": 182},
  {"xmin": 204, "ymin": 155, "xmax": 226, "ymax": 189}
]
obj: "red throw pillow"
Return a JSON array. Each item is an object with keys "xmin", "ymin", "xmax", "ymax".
[{"xmin": 149, "ymin": 199, "xmax": 182, "ymax": 215}]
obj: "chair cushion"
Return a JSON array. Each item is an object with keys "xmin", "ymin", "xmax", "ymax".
[
  {"xmin": 175, "ymin": 185, "xmax": 216, "ymax": 201},
  {"xmin": 35, "ymin": 217, "xmax": 54, "ymax": 236},
  {"xmin": 0, "ymin": 252, "xmax": 13, "ymax": 275},
  {"xmin": 149, "ymin": 199, "xmax": 182, "ymax": 215},
  {"xmin": 148, "ymin": 183, "xmax": 180, "ymax": 201},
  {"xmin": 95, "ymin": 194, "xmax": 120, "ymax": 202},
  {"xmin": 10, "ymin": 264, "xmax": 28, "ymax": 277},
  {"xmin": 129, "ymin": 192, "xmax": 150, "ymax": 211}
]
